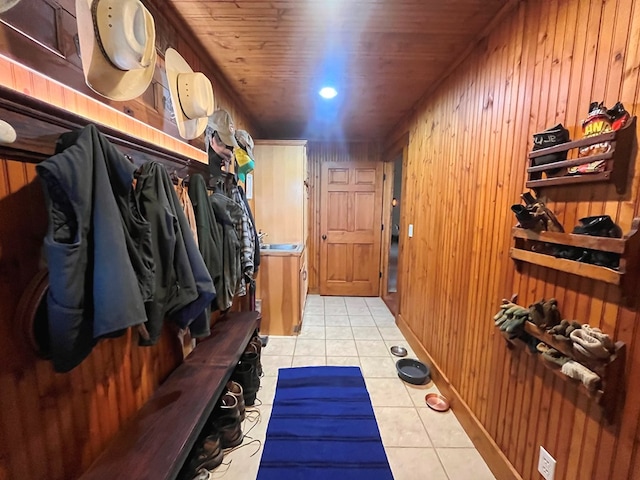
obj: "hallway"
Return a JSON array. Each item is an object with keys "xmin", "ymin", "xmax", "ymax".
[{"xmin": 219, "ymin": 295, "xmax": 496, "ymax": 480}]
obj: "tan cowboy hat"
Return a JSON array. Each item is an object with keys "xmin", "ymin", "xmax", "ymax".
[
  {"xmin": 76, "ymin": 0, "xmax": 157, "ymax": 101},
  {"xmin": 165, "ymin": 48, "xmax": 214, "ymax": 140},
  {"xmin": 0, "ymin": 0, "xmax": 22, "ymax": 13}
]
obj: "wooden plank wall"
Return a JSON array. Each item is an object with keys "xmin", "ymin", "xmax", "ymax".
[
  {"xmin": 307, "ymin": 141, "xmax": 382, "ymax": 293},
  {"xmin": 0, "ymin": 52, "xmax": 248, "ymax": 480},
  {"xmin": 0, "ymin": 0, "xmax": 259, "ymax": 145},
  {"xmin": 0, "ymin": 159, "xmax": 182, "ymax": 480},
  {"xmin": 395, "ymin": 0, "xmax": 640, "ymax": 478}
]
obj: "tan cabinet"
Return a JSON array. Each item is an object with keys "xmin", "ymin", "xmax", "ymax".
[
  {"xmin": 252, "ymin": 140, "xmax": 308, "ymax": 244},
  {"xmin": 256, "ymin": 249, "xmax": 307, "ymax": 335},
  {"xmin": 253, "ymin": 140, "xmax": 309, "ymax": 336}
]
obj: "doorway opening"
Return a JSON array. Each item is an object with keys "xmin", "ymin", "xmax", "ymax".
[
  {"xmin": 383, "ymin": 154, "xmax": 402, "ymax": 313},
  {"xmin": 388, "ymin": 155, "xmax": 402, "ymax": 292}
]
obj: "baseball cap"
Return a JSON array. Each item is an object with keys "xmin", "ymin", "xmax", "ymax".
[
  {"xmin": 235, "ymin": 130, "xmax": 254, "ymax": 159},
  {"xmin": 206, "ymin": 109, "xmax": 238, "ymax": 149}
]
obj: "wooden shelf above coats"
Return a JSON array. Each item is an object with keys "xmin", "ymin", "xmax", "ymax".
[
  {"xmin": 0, "ymin": 84, "xmax": 209, "ymax": 178},
  {"xmin": 509, "ymin": 218, "xmax": 640, "ymax": 305},
  {"xmin": 526, "ymin": 116, "xmax": 636, "ymax": 193}
]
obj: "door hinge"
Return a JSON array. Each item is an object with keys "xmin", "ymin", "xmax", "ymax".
[
  {"xmin": 381, "ymin": 224, "xmax": 384, "ymax": 231},
  {"xmin": 379, "ymin": 271, "xmax": 382, "ymax": 278},
  {"xmin": 383, "ymin": 173, "xmax": 386, "ymax": 181}
]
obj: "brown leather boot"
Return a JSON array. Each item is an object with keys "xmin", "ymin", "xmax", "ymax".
[
  {"xmin": 225, "ymin": 381, "xmax": 246, "ymax": 421},
  {"xmin": 231, "ymin": 361, "xmax": 259, "ymax": 406},
  {"xmin": 210, "ymin": 413, "xmax": 243, "ymax": 449},
  {"xmin": 184, "ymin": 432, "xmax": 223, "ymax": 475},
  {"xmin": 245, "ymin": 336, "xmax": 263, "ymax": 376}
]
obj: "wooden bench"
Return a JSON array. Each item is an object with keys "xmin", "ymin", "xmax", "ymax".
[{"xmin": 79, "ymin": 311, "xmax": 261, "ymax": 480}]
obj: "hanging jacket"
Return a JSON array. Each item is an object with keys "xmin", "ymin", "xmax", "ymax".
[
  {"xmin": 238, "ymin": 184, "xmax": 260, "ymax": 273},
  {"xmin": 175, "ymin": 178, "xmax": 198, "ymax": 247},
  {"xmin": 210, "ymin": 192, "xmax": 243, "ymax": 310},
  {"xmin": 36, "ymin": 125, "xmax": 153, "ymax": 372},
  {"xmin": 188, "ymin": 174, "xmax": 223, "ymax": 311},
  {"xmin": 217, "ymin": 172, "xmax": 255, "ymax": 295},
  {"xmin": 135, "ymin": 162, "xmax": 215, "ymax": 344}
]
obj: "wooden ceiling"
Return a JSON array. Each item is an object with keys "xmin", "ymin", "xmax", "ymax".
[{"xmin": 166, "ymin": 0, "xmax": 510, "ymax": 140}]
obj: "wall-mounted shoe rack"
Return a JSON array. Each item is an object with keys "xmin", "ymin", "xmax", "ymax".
[
  {"xmin": 526, "ymin": 116, "xmax": 636, "ymax": 194},
  {"xmin": 510, "ymin": 218, "xmax": 640, "ymax": 305},
  {"xmin": 500, "ymin": 320, "xmax": 626, "ymax": 424}
]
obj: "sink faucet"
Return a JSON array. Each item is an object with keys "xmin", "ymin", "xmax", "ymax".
[{"xmin": 258, "ymin": 230, "xmax": 268, "ymax": 246}]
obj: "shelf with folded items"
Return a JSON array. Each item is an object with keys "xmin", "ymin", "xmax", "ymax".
[
  {"xmin": 499, "ymin": 319, "xmax": 626, "ymax": 423},
  {"xmin": 509, "ymin": 217, "xmax": 640, "ymax": 304},
  {"xmin": 499, "ymin": 326, "xmax": 605, "ymax": 405},
  {"xmin": 522, "ymin": 321, "xmax": 626, "ymax": 424},
  {"xmin": 526, "ymin": 116, "xmax": 636, "ymax": 194}
]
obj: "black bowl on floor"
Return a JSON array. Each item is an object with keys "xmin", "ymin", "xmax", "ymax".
[{"xmin": 396, "ymin": 358, "xmax": 430, "ymax": 385}]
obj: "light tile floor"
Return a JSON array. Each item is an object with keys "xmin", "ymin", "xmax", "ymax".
[{"xmin": 210, "ymin": 295, "xmax": 496, "ymax": 480}]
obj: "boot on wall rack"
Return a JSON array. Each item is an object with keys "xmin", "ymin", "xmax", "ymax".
[{"xmin": 510, "ymin": 217, "xmax": 640, "ymax": 306}]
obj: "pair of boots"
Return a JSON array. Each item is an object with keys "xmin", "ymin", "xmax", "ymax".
[
  {"xmin": 230, "ymin": 335, "xmax": 262, "ymax": 406},
  {"xmin": 209, "ymin": 386, "xmax": 245, "ymax": 450},
  {"xmin": 511, "ymin": 193, "xmax": 564, "ymax": 233},
  {"xmin": 181, "ymin": 432, "xmax": 224, "ymax": 479},
  {"xmin": 180, "ymin": 381, "xmax": 246, "ymax": 479},
  {"xmin": 555, "ymin": 215, "xmax": 622, "ymax": 268}
]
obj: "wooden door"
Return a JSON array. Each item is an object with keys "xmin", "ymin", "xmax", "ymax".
[{"xmin": 320, "ymin": 162, "xmax": 383, "ymax": 296}]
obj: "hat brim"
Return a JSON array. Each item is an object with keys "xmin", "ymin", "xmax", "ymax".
[
  {"xmin": 76, "ymin": 0, "xmax": 156, "ymax": 101},
  {"xmin": 0, "ymin": 0, "xmax": 22, "ymax": 13},
  {"xmin": 165, "ymin": 48, "xmax": 207, "ymax": 140}
]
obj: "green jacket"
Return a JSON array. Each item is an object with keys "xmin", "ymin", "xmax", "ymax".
[
  {"xmin": 188, "ymin": 174, "xmax": 223, "ymax": 314},
  {"xmin": 210, "ymin": 192, "xmax": 243, "ymax": 310}
]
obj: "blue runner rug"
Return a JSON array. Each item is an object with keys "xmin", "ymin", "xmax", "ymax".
[{"xmin": 257, "ymin": 366, "xmax": 393, "ymax": 480}]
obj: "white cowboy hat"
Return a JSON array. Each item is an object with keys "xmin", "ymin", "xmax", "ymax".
[
  {"xmin": 75, "ymin": 0, "xmax": 157, "ymax": 101},
  {"xmin": 165, "ymin": 48, "xmax": 214, "ymax": 140},
  {"xmin": 0, "ymin": 0, "xmax": 22, "ymax": 13}
]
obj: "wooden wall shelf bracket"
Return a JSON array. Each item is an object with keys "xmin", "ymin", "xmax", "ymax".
[
  {"xmin": 525, "ymin": 116, "xmax": 636, "ymax": 194},
  {"xmin": 510, "ymin": 218, "xmax": 640, "ymax": 305}
]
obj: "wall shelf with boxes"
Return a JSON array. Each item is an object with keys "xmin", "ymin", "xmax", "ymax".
[
  {"xmin": 509, "ymin": 218, "xmax": 640, "ymax": 305},
  {"xmin": 526, "ymin": 116, "xmax": 636, "ymax": 193},
  {"xmin": 499, "ymin": 318, "xmax": 625, "ymax": 424}
]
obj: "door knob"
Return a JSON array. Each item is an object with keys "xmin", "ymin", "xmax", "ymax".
[{"xmin": 322, "ymin": 234, "xmax": 327, "ymax": 240}]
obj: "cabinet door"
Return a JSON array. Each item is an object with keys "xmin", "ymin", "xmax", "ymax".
[
  {"xmin": 253, "ymin": 141, "xmax": 307, "ymax": 244},
  {"xmin": 257, "ymin": 254, "xmax": 301, "ymax": 335}
]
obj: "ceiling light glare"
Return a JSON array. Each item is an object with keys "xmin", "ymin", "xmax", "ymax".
[{"xmin": 319, "ymin": 87, "xmax": 338, "ymax": 99}]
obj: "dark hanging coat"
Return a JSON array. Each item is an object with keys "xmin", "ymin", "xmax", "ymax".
[
  {"xmin": 188, "ymin": 173, "xmax": 223, "ymax": 311},
  {"xmin": 135, "ymin": 162, "xmax": 215, "ymax": 344},
  {"xmin": 210, "ymin": 192, "xmax": 243, "ymax": 311},
  {"xmin": 36, "ymin": 125, "xmax": 153, "ymax": 372}
]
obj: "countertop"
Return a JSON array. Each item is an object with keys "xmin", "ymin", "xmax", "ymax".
[{"xmin": 259, "ymin": 243, "xmax": 305, "ymax": 256}]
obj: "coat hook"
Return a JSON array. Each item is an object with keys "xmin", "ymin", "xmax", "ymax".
[{"xmin": 0, "ymin": 119, "xmax": 17, "ymax": 145}]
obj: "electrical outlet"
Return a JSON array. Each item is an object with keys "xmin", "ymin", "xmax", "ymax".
[{"xmin": 538, "ymin": 446, "xmax": 556, "ymax": 480}]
